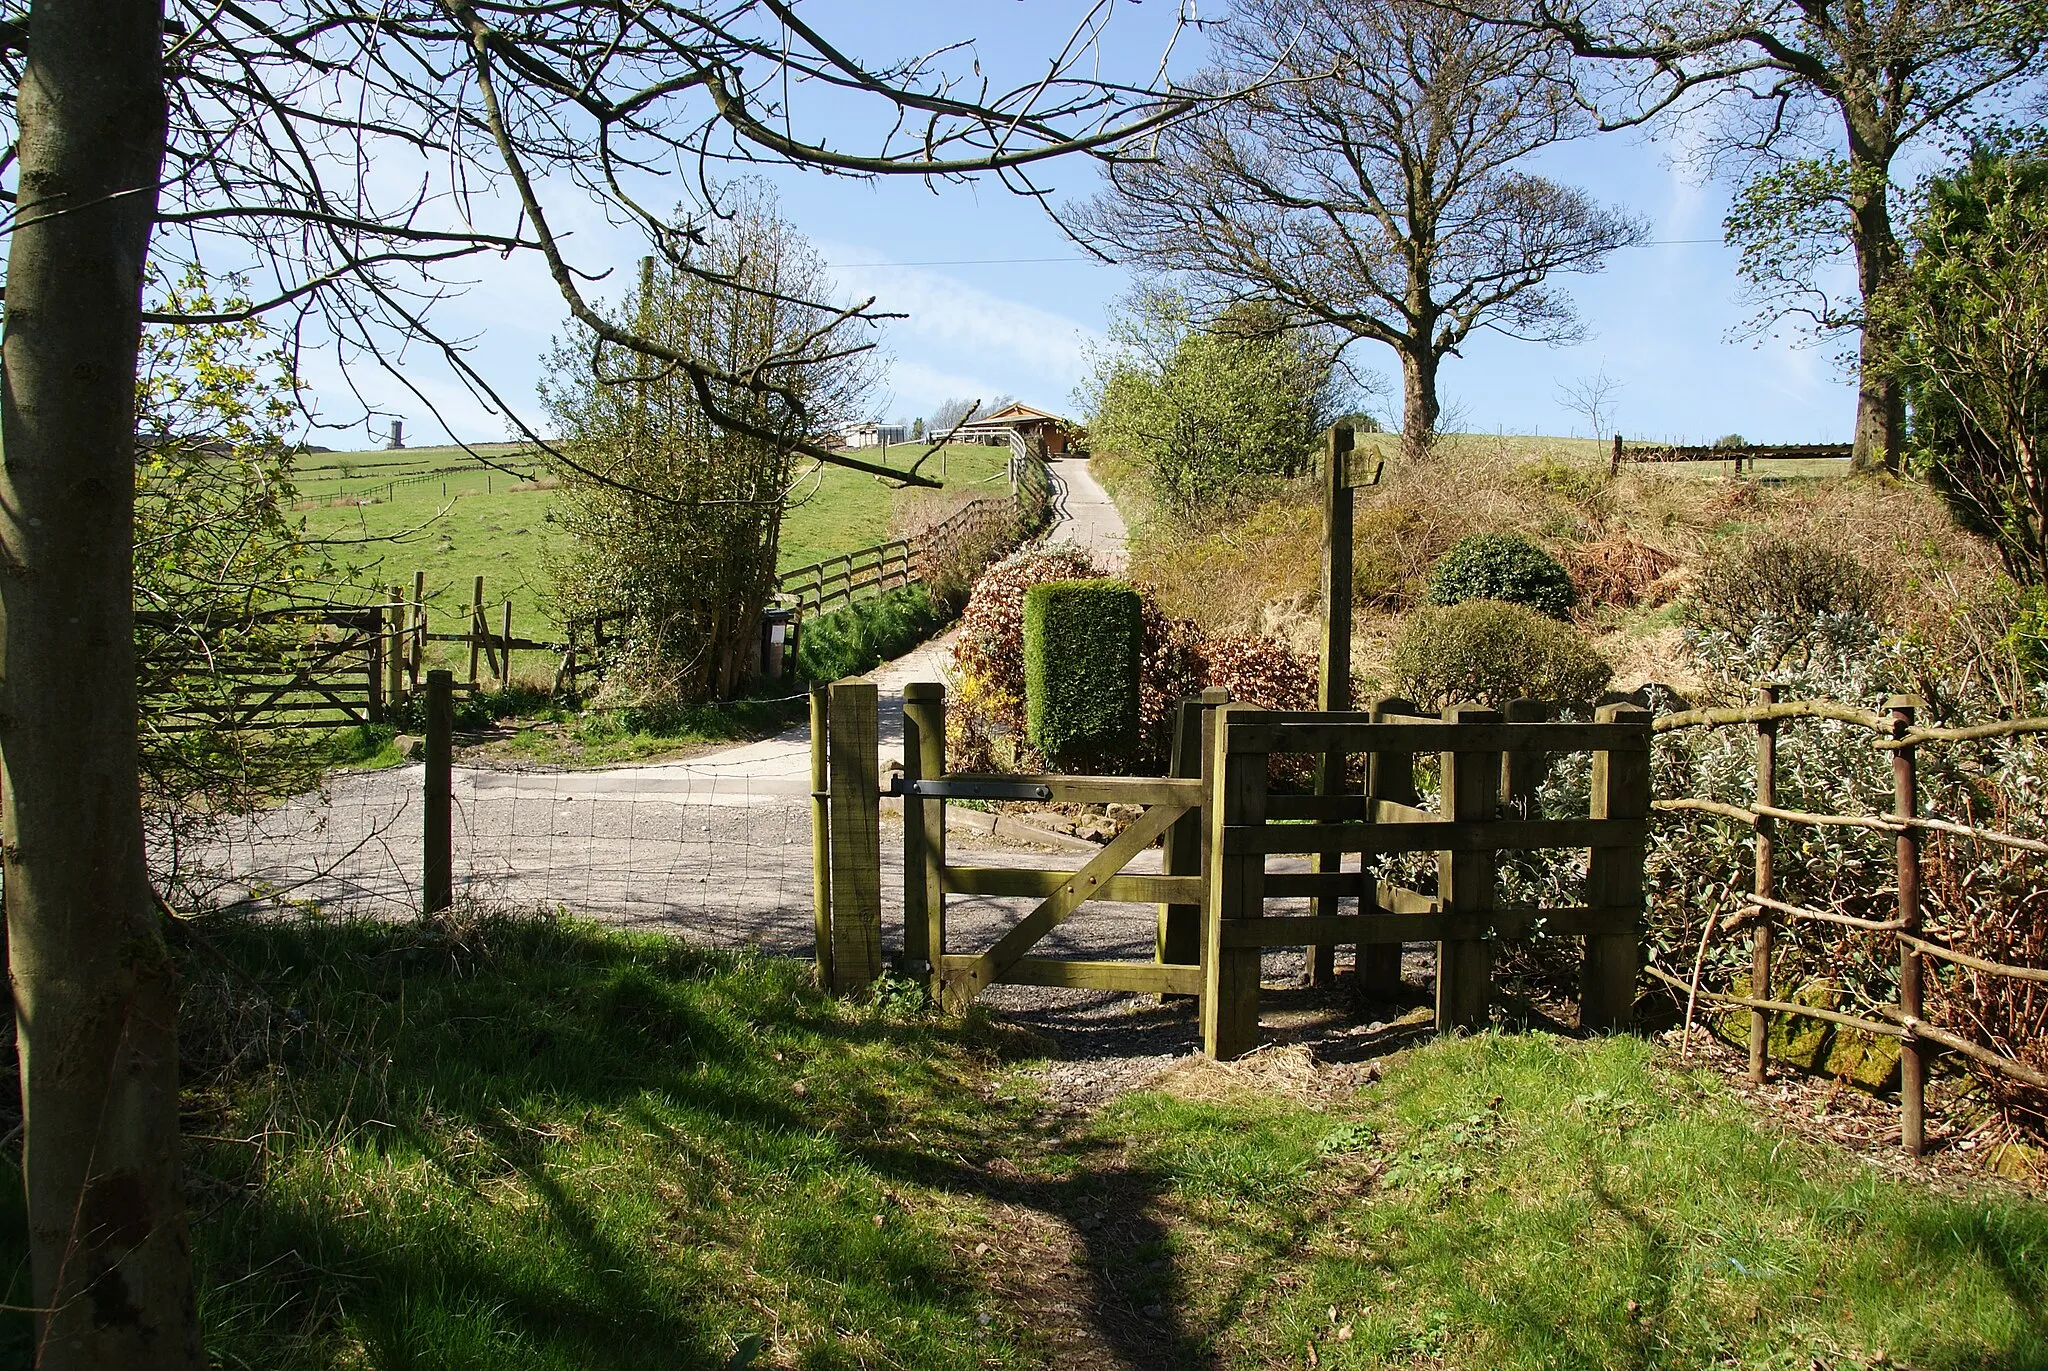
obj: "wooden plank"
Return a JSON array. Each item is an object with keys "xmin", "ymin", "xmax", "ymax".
[
  {"xmin": 1215, "ymin": 908, "xmax": 1635, "ymax": 946},
  {"xmin": 1266, "ymin": 792, "xmax": 1375, "ymax": 822},
  {"xmin": 943, "ymin": 801, "xmax": 1186, "ymax": 1010},
  {"xmin": 809, "ymin": 686, "xmax": 833, "ymax": 989},
  {"xmin": 941, "ymin": 773, "xmax": 1204, "ymax": 806},
  {"xmin": 1374, "ymin": 798, "xmax": 1438, "ymax": 824},
  {"xmin": 827, "ymin": 680, "xmax": 883, "ymax": 993},
  {"xmin": 938, "ymin": 954, "xmax": 1203, "ymax": 996},
  {"xmin": 1225, "ymin": 721, "xmax": 1649, "ymax": 755},
  {"xmin": 1438, "ymin": 705, "xmax": 1499, "ymax": 1032},
  {"xmin": 1582, "ymin": 703, "xmax": 1652, "ymax": 1030},
  {"xmin": 423, "ymin": 670, "xmax": 454, "ymax": 913},
  {"xmin": 1358, "ymin": 696, "xmax": 1417, "ymax": 999},
  {"xmin": 1223, "ymin": 818, "xmax": 1647, "ymax": 854},
  {"xmin": 1157, "ymin": 692, "xmax": 1222, "ymax": 985},
  {"xmin": 903, "ymin": 682, "xmax": 945, "ymax": 977},
  {"xmin": 1203, "ymin": 707, "xmax": 1266, "ymax": 1060},
  {"xmin": 945, "ymin": 866, "xmax": 1204, "ymax": 904},
  {"xmin": 1315, "ymin": 435, "xmax": 1356, "ymax": 998}
]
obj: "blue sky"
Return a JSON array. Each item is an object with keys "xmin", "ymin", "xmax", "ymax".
[{"xmin": 303, "ymin": 1, "xmax": 1866, "ymax": 450}]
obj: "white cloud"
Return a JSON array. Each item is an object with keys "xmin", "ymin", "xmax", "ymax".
[{"xmin": 820, "ymin": 240, "xmax": 1104, "ymax": 394}]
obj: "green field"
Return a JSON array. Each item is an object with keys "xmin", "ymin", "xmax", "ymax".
[
  {"xmin": 15, "ymin": 909, "xmax": 2041, "ymax": 1370},
  {"xmin": 296, "ymin": 441, "xmax": 1011, "ymax": 644}
]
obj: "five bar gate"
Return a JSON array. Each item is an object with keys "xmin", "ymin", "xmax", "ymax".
[{"xmin": 810, "ymin": 680, "xmax": 1653, "ymax": 1059}]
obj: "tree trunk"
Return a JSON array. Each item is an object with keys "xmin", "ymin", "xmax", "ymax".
[
  {"xmin": 1399, "ymin": 344, "xmax": 1441, "ymax": 462},
  {"xmin": 1, "ymin": 1, "xmax": 200, "ymax": 1368},
  {"xmin": 1847, "ymin": 147, "xmax": 1904, "ymax": 475}
]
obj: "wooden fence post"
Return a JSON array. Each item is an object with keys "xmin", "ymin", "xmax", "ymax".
[
  {"xmin": 368, "ymin": 611, "xmax": 386, "ymax": 724},
  {"xmin": 1500, "ymin": 698, "xmax": 1548, "ymax": 814},
  {"xmin": 1438, "ymin": 704, "xmax": 1500, "ymax": 1032},
  {"xmin": 1308, "ymin": 421, "xmax": 1356, "ymax": 986},
  {"xmin": 1203, "ymin": 705, "xmax": 1266, "ymax": 1059},
  {"xmin": 1159, "ymin": 689, "xmax": 1226, "ymax": 991},
  {"xmin": 902, "ymin": 682, "xmax": 947, "ymax": 978},
  {"xmin": 809, "ymin": 685, "xmax": 834, "ymax": 989},
  {"xmin": 1752, "ymin": 683, "xmax": 1780, "ymax": 1082},
  {"xmin": 423, "ymin": 668, "xmax": 453, "ymax": 914},
  {"xmin": 1893, "ymin": 694, "xmax": 1925, "ymax": 1155},
  {"xmin": 1359, "ymin": 696, "xmax": 1418, "ymax": 998},
  {"xmin": 827, "ymin": 679, "xmax": 882, "ymax": 993},
  {"xmin": 469, "ymin": 574, "xmax": 486, "ymax": 687},
  {"xmin": 410, "ymin": 569, "xmax": 426, "ymax": 688},
  {"xmin": 1583, "ymin": 703, "xmax": 1651, "ymax": 1030},
  {"xmin": 499, "ymin": 601, "xmax": 514, "ymax": 689},
  {"xmin": 386, "ymin": 588, "xmax": 406, "ymax": 708},
  {"xmin": 1610, "ymin": 433, "xmax": 1623, "ymax": 477}
]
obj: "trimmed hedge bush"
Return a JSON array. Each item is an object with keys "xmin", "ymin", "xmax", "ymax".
[
  {"xmin": 1426, "ymin": 533, "xmax": 1576, "ymax": 618},
  {"xmin": 1023, "ymin": 579, "xmax": 1144, "ymax": 764},
  {"xmin": 1391, "ymin": 600, "xmax": 1612, "ymax": 710},
  {"xmin": 795, "ymin": 584, "xmax": 947, "ymax": 684}
]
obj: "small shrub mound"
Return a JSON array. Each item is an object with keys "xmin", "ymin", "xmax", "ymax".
[
  {"xmin": 1688, "ymin": 533, "xmax": 1881, "ymax": 641},
  {"xmin": 1024, "ymin": 579, "xmax": 1144, "ymax": 765},
  {"xmin": 1426, "ymin": 532, "xmax": 1576, "ymax": 618},
  {"xmin": 1392, "ymin": 600, "xmax": 1613, "ymax": 710},
  {"xmin": 795, "ymin": 584, "xmax": 947, "ymax": 683}
]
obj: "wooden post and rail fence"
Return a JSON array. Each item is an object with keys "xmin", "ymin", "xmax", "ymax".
[{"xmin": 1647, "ymin": 694, "xmax": 2048, "ymax": 1155}]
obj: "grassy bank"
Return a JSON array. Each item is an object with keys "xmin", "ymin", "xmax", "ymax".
[
  {"xmin": 296, "ymin": 443, "xmax": 1010, "ymax": 647},
  {"xmin": 4, "ymin": 912, "xmax": 2042, "ymax": 1369}
]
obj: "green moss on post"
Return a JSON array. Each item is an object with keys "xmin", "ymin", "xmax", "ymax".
[{"xmin": 1023, "ymin": 579, "xmax": 1143, "ymax": 765}]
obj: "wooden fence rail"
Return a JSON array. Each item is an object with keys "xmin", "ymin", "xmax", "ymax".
[
  {"xmin": 1608, "ymin": 436, "xmax": 1853, "ymax": 475},
  {"xmin": 1653, "ymin": 690, "xmax": 2048, "ymax": 1153}
]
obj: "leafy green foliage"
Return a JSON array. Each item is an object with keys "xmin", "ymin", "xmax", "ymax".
[
  {"xmin": 1023, "ymin": 579, "xmax": 1144, "ymax": 765},
  {"xmin": 542, "ymin": 182, "xmax": 878, "ymax": 704},
  {"xmin": 1391, "ymin": 600, "xmax": 1612, "ymax": 709},
  {"xmin": 795, "ymin": 585, "xmax": 948, "ymax": 683},
  {"xmin": 1078, "ymin": 288, "xmax": 1342, "ymax": 522},
  {"xmin": 1724, "ymin": 155, "xmax": 1866, "ymax": 342},
  {"xmin": 132, "ymin": 270, "xmax": 333, "ymax": 888},
  {"xmin": 1886, "ymin": 145, "xmax": 2048, "ymax": 582},
  {"xmin": 1425, "ymin": 533, "xmax": 1576, "ymax": 617}
]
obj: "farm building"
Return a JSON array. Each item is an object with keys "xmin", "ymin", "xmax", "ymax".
[
  {"xmin": 842, "ymin": 421, "xmax": 908, "ymax": 449},
  {"xmin": 952, "ymin": 402, "xmax": 1072, "ymax": 454}
]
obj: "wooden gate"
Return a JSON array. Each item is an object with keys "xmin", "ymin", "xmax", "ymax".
[
  {"xmin": 1199, "ymin": 700, "xmax": 1652, "ymax": 1059},
  {"xmin": 899, "ymin": 683, "xmax": 1219, "ymax": 1012}
]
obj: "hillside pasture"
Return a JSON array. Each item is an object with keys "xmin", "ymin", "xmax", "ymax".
[{"xmin": 295, "ymin": 441, "xmax": 1011, "ymax": 647}]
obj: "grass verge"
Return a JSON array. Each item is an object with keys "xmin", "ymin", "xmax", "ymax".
[{"xmin": 5, "ymin": 917, "xmax": 2040, "ymax": 1369}]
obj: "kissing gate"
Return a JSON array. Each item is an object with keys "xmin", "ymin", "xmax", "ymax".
[{"xmin": 810, "ymin": 680, "xmax": 1652, "ymax": 1059}]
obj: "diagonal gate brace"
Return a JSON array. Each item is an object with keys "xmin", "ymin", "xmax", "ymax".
[{"xmin": 942, "ymin": 801, "xmax": 1187, "ymax": 1011}]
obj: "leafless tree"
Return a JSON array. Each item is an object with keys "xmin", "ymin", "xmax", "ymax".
[
  {"xmin": 1497, "ymin": 0, "xmax": 2048, "ymax": 472},
  {"xmin": 1557, "ymin": 366, "xmax": 1623, "ymax": 439},
  {"xmin": 0, "ymin": 3, "xmax": 1210, "ymax": 1365},
  {"xmin": 1071, "ymin": 0, "xmax": 1645, "ymax": 460}
]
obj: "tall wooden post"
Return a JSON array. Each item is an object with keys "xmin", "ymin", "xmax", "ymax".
[
  {"xmin": 1309, "ymin": 422, "xmax": 1357, "ymax": 986},
  {"xmin": 809, "ymin": 686, "xmax": 834, "ymax": 988},
  {"xmin": 827, "ymin": 680, "xmax": 882, "ymax": 992},
  {"xmin": 1359, "ymin": 697, "xmax": 1418, "ymax": 998},
  {"xmin": 1437, "ymin": 704, "xmax": 1500, "ymax": 1031},
  {"xmin": 469, "ymin": 574, "xmax": 486, "ymax": 687},
  {"xmin": 1584, "ymin": 703, "xmax": 1651, "ymax": 1030},
  {"xmin": 1500, "ymin": 699, "xmax": 1549, "ymax": 814},
  {"xmin": 367, "ymin": 610, "xmax": 386, "ymax": 724},
  {"xmin": 500, "ymin": 601, "xmax": 514, "ymax": 688},
  {"xmin": 902, "ymin": 682, "xmax": 947, "ymax": 978},
  {"xmin": 1160, "ymin": 689, "xmax": 1226, "ymax": 987},
  {"xmin": 1892, "ymin": 695, "xmax": 1925, "ymax": 1154},
  {"xmin": 1203, "ymin": 706, "xmax": 1267, "ymax": 1059},
  {"xmin": 423, "ymin": 669, "xmax": 454, "ymax": 914},
  {"xmin": 1610, "ymin": 433, "xmax": 1623, "ymax": 477},
  {"xmin": 386, "ymin": 587, "xmax": 406, "ymax": 707},
  {"xmin": 1751, "ymin": 684, "xmax": 1779, "ymax": 1082},
  {"xmin": 410, "ymin": 569, "xmax": 426, "ymax": 688}
]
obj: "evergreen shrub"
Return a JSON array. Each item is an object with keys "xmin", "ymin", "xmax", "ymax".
[
  {"xmin": 1392, "ymin": 600, "xmax": 1612, "ymax": 709},
  {"xmin": 1426, "ymin": 533, "xmax": 1576, "ymax": 617},
  {"xmin": 1023, "ymin": 579, "xmax": 1144, "ymax": 764}
]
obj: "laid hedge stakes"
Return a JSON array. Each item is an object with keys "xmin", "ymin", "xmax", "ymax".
[{"xmin": 1023, "ymin": 578, "xmax": 1142, "ymax": 765}]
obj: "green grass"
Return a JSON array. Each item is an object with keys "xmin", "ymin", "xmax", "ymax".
[
  {"xmin": 297, "ymin": 443, "xmax": 1011, "ymax": 648},
  {"xmin": 8, "ymin": 918, "xmax": 2037, "ymax": 1370},
  {"xmin": 1094, "ymin": 1032, "xmax": 2048, "ymax": 1368}
]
